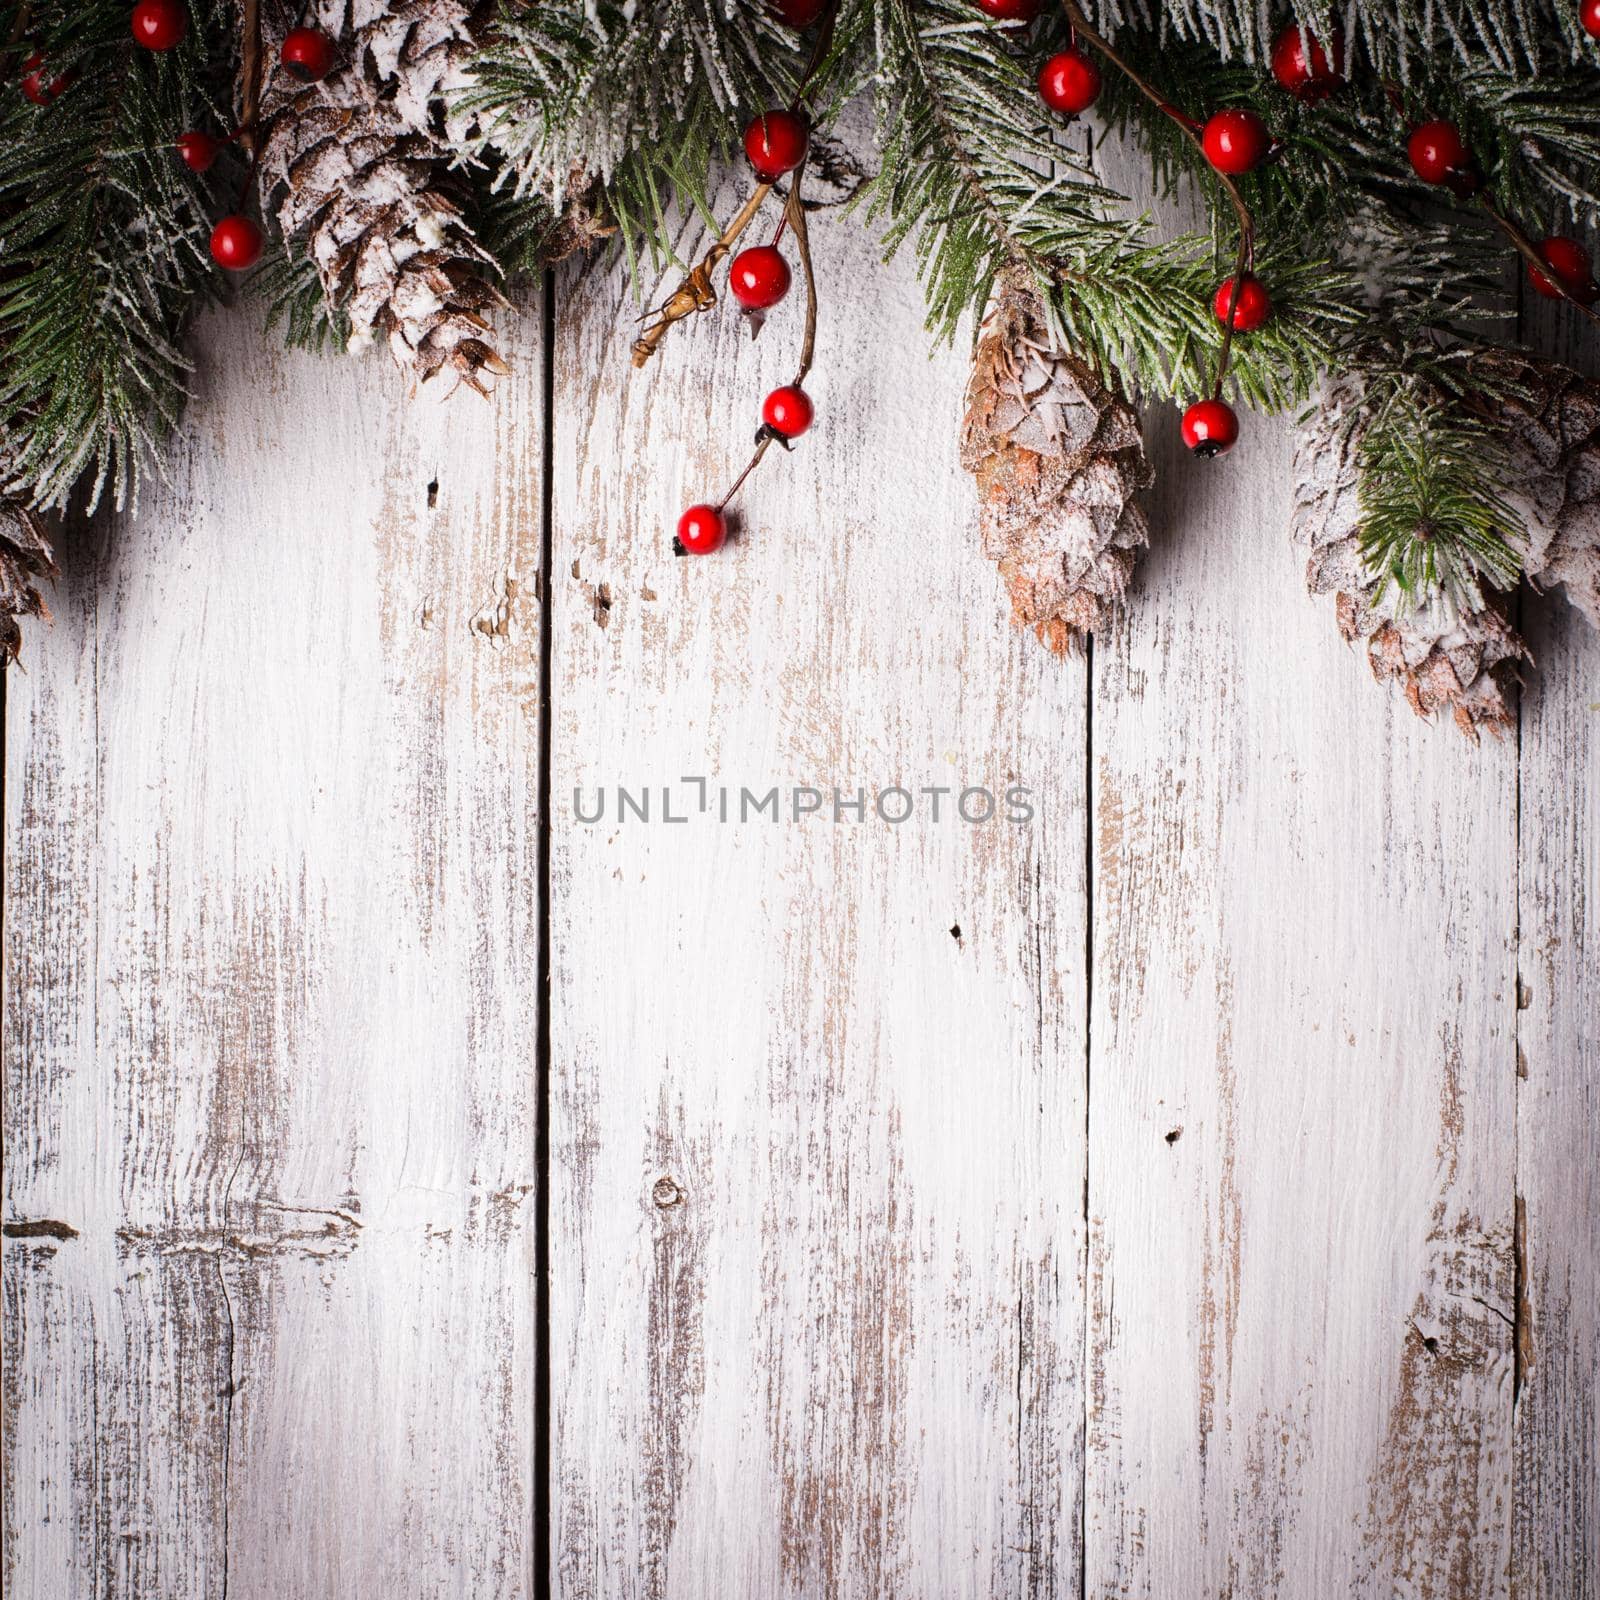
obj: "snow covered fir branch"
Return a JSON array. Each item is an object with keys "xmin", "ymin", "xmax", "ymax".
[{"xmin": 1, "ymin": 0, "xmax": 1596, "ymax": 735}]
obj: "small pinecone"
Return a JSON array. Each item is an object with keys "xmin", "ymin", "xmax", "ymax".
[
  {"xmin": 1292, "ymin": 375, "xmax": 1527, "ymax": 740},
  {"xmin": 960, "ymin": 279, "xmax": 1152, "ymax": 655},
  {"xmin": 258, "ymin": 2, "xmax": 510, "ymax": 396},
  {"xmin": 539, "ymin": 168, "xmax": 616, "ymax": 265},
  {"xmin": 1470, "ymin": 351, "xmax": 1600, "ymax": 630},
  {"xmin": 1, "ymin": 499, "xmax": 58, "ymax": 665}
]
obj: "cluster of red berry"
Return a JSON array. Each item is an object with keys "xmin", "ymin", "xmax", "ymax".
[
  {"xmin": 1023, "ymin": 3, "xmax": 1595, "ymax": 455},
  {"xmin": 675, "ymin": 106, "xmax": 818, "ymax": 555},
  {"xmin": 21, "ymin": 3, "xmax": 342, "ymax": 278},
  {"xmin": 22, "ymin": 2, "xmax": 195, "ymax": 103},
  {"xmin": 197, "ymin": 21, "xmax": 341, "ymax": 273},
  {"xmin": 1405, "ymin": 118, "xmax": 1598, "ymax": 304},
  {"xmin": 991, "ymin": 4, "xmax": 1339, "ymax": 455},
  {"xmin": 674, "ymin": 0, "xmax": 830, "ymax": 556}
]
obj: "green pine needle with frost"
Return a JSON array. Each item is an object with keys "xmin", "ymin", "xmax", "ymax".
[{"xmin": 3, "ymin": 0, "xmax": 1596, "ymax": 623}]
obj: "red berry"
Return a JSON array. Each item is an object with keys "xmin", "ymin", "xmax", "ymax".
[
  {"xmin": 176, "ymin": 131, "xmax": 221, "ymax": 172},
  {"xmin": 209, "ymin": 215, "xmax": 263, "ymax": 271},
  {"xmin": 975, "ymin": 0, "xmax": 1039, "ymax": 20},
  {"xmin": 769, "ymin": 0, "xmax": 825, "ymax": 26},
  {"xmin": 743, "ymin": 110, "xmax": 809, "ymax": 181},
  {"xmin": 20, "ymin": 52, "xmax": 71, "ymax": 105},
  {"xmin": 1201, "ymin": 109, "xmax": 1271, "ymax": 175},
  {"xmin": 1407, "ymin": 120, "xmax": 1470, "ymax": 185},
  {"xmin": 1212, "ymin": 274, "xmax": 1272, "ymax": 330},
  {"xmin": 729, "ymin": 245, "xmax": 791, "ymax": 310},
  {"xmin": 280, "ymin": 26, "xmax": 339, "ymax": 83},
  {"xmin": 131, "ymin": 0, "xmax": 187, "ymax": 51},
  {"xmin": 1528, "ymin": 237, "xmax": 1599, "ymax": 305},
  {"xmin": 1038, "ymin": 49, "xmax": 1100, "ymax": 116},
  {"xmin": 1581, "ymin": 0, "xmax": 1600, "ymax": 39},
  {"xmin": 1181, "ymin": 398, "xmax": 1240, "ymax": 457},
  {"xmin": 762, "ymin": 385, "xmax": 814, "ymax": 438},
  {"xmin": 1270, "ymin": 21, "xmax": 1344, "ymax": 101},
  {"xmin": 676, "ymin": 504, "xmax": 727, "ymax": 555}
]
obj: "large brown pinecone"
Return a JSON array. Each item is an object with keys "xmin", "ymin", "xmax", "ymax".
[
  {"xmin": 258, "ymin": 1, "xmax": 510, "ymax": 396},
  {"xmin": 1472, "ymin": 351, "xmax": 1600, "ymax": 630},
  {"xmin": 1, "ymin": 498, "xmax": 58, "ymax": 665},
  {"xmin": 961, "ymin": 279, "xmax": 1152, "ymax": 655},
  {"xmin": 1292, "ymin": 374, "xmax": 1528, "ymax": 740}
]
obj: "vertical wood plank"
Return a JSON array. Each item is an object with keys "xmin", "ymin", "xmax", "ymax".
[
  {"xmin": 1514, "ymin": 599, "xmax": 1599, "ymax": 1599},
  {"xmin": 548, "ymin": 124, "xmax": 1089, "ymax": 1598},
  {"xmin": 1084, "ymin": 407, "xmax": 1520, "ymax": 1598},
  {"xmin": 1512, "ymin": 316, "xmax": 1600, "ymax": 1600},
  {"xmin": 3, "ymin": 304, "xmax": 545, "ymax": 1599}
]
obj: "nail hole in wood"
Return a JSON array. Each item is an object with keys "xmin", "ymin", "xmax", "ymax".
[
  {"xmin": 652, "ymin": 1176, "xmax": 683, "ymax": 1209},
  {"xmin": 1411, "ymin": 1321, "xmax": 1441, "ymax": 1356},
  {"xmin": 949, "ymin": 923, "xmax": 961, "ymax": 940},
  {"xmin": 426, "ymin": 478, "xmax": 439, "ymax": 508},
  {"xmin": 1165, "ymin": 1127, "xmax": 1182, "ymax": 1145},
  {"xmin": 594, "ymin": 583, "xmax": 612, "ymax": 628}
]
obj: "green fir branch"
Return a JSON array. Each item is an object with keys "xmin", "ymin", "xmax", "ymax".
[
  {"xmin": 1, "ymin": 1, "xmax": 234, "ymax": 513},
  {"xmin": 462, "ymin": 0, "xmax": 803, "ymax": 273},
  {"xmin": 865, "ymin": 0, "xmax": 1353, "ymax": 405},
  {"xmin": 1338, "ymin": 341, "xmax": 1524, "ymax": 611}
]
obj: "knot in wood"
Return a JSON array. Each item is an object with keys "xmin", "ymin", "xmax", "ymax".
[{"xmin": 651, "ymin": 1176, "xmax": 684, "ymax": 1210}]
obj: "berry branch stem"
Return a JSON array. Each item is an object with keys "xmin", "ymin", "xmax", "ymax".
[
  {"xmin": 790, "ymin": 0, "xmax": 842, "ymax": 114},
  {"xmin": 631, "ymin": 180, "xmax": 776, "ymax": 367},
  {"xmin": 1476, "ymin": 191, "xmax": 1600, "ymax": 326},
  {"xmin": 4, "ymin": 3, "xmax": 33, "ymax": 63},
  {"xmin": 1380, "ymin": 78, "xmax": 1599, "ymax": 325},
  {"xmin": 1056, "ymin": 0, "xmax": 1255, "ymax": 397},
  {"xmin": 716, "ymin": 166, "xmax": 818, "ymax": 513},
  {"xmin": 239, "ymin": 0, "xmax": 263, "ymax": 159}
]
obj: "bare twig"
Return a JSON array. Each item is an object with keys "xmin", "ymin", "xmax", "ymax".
[
  {"xmin": 631, "ymin": 182, "xmax": 775, "ymax": 367},
  {"xmin": 238, "ymin": 0, "xmax": 264, "ymax": 159},
  {"xmin": 4, "ymin": 2, "xmax": 34, "ymax": 56},
  {"xmin": 1477, "ymin": 192, "xmax": 1600, "ymax": 326},
  {"xmin": 716, "ymin": 170, "xmax": 820, "ymax": 513}
]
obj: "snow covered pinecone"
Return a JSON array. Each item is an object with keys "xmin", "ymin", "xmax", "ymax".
[
  {"xmin": 1, "ymin": 498, "xmax": 57, "ymax": 665},
  {"xmin": 1292, "ymin": 374, "xmax": 1528, "ymax": 741},
  {"xmin": 1470, "ymin": 351, "xmax": 1600, "ymax": 630},
  {"xmin": 961, "ymin": 279, "xmax": 1152, "ymax": 655},
  {"xmin": 258, "ymin": 1, "xmax": 510, "ymax": 396}
]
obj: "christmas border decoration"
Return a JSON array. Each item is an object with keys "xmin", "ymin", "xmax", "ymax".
[{"xmin": 3, "ymin": 0, "xmax": 1597, "ymax": 736}]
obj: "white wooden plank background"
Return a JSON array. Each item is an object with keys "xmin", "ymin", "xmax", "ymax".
[
  {"xmin": 548, "ymin": 155, "xmax": 1088, "ymax": 1600},
  {"xmin": 1511, "ymin": 309, "xmax": 1600, "ymax": 1600},
  {"xmin": 4, "ymin": 301, "xmax": 546, "ymax": 1598},
  {"xmin": 4, "ymin": 138, "xmax": 1598, "ymax": 1599}
]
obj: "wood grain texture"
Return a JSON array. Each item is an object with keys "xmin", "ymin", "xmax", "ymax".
[
  {"xmin": 1084, "ymin": 402, "xmax": 1519, "ymax": 1600},
  {"xmin": 1511, "ymin": 312, "xmax": 1600, "ymax": 1600},
  {"xmin": 4, "ymin": 130, "xmax": 1598, "ymax": 1600},
  {"xmin": 1514, "ymin": 598, "xmax": 1599, "ymax": 1600},
  {"xmin": 3, "ymin": 305, "xmax": 545, "ymax": 1599},
  {"xmin": 547, "ymin": 119, "xmax": 1089, "ymax": 1598}
]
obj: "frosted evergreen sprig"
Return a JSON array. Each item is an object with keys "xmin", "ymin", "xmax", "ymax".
[
  {"xmin": 461, "ymin": 0, "xmax": 800, "ymax": 271},
  {"xmin": 865, "ymin": 0, "xmax": 1353, "ymax": 405},
  {"xmin": 1, "ymin": 1, "xmax": 234, "ymax": 513}
]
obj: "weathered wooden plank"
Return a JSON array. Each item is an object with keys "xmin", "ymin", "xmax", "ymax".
[
  {"xmin": 1512, "ymin": 314, "xmax": 1599, "ymax": 1600},
  {"xmin": 1514, "ymin": 594, "xmax": 1600, "ymax": 1600},
  {"xmin": 548, "ymin": 128, "xmax": 1090, "ymax": 1597},
  {"xmin": 3, "ymin": 305, "xmax": 545, "ymax": 1598},
  {"xmin": 1084, "ymin": 401, "xmax": 1520, "ymax": 1598}
]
